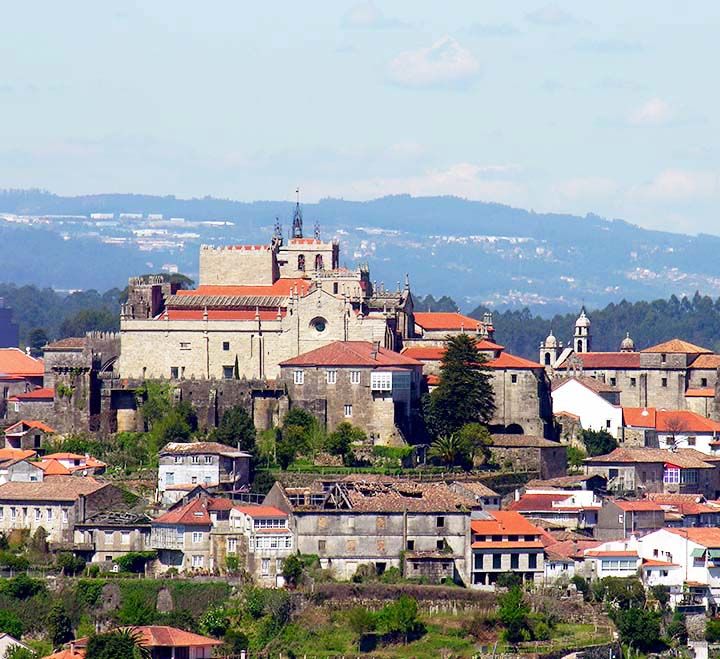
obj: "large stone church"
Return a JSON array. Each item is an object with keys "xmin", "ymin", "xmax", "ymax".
[{"xmin": 118, "ymin": 202, "xmax": 419, "ymax": 381}]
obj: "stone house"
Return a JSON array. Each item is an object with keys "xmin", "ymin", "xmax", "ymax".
[
  {"xmin": 621, "ymin": 407, "xmax": 720, "ymax": 455},
  {"xmin": 450, "ymin": 481, "xmax": 501, "ymax": 510},
  {"xmin": 279, "ymin": 341, "xmax": 424, "ymax": 445},
  {"xmin": 645, "ymin": 493, "xmax": 720, "ymax": 527},
  {"xmin": 594, "ymin": 499, "xmax": 665, "ymax": 541},
  {"xmin": 73, "ymin": 510, "xmax": 151, "ymax": 564},
  {"xmin": 584, "ymin": 447, "xmax": 720, "ymax": 498},
  {"xmin": 0, "ymin": 457, "xmax": 44, "ymax": 484},
  {"xmin": 469, "ymin": 511, "xmax": 545, "ymax": 588},
  {"xmin": 0, "ymin": 477, "xmax": 128, "ymax": 544},
  {"xmin": 0, "ymin": 348, "xmax": 44, "ymax": 419},
  {"xmin": 4, "ymin": 419, "xmax": 55, "ymax": 451},
  {"xmin": 264, "ymin": 475, "xmax": 479, "ymax": 584},
  {"xmin": 157, "ymin": 442, "xmax": 251, "ymax": 506},
  {"xmin": 220, "ymin": 504, "xmax": 294, "ymax": 587},
  {"xmin": 489, "ymin": 434, "xmax": 567, "ymax": 479},
  {"xmin": 150, "ymin": 495, "xmax": 234, "ymax": 573}
]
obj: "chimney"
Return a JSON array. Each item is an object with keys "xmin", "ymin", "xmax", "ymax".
[{"xmin": 371, "ymin": 340, "xmax": 380, "ymax": 359}]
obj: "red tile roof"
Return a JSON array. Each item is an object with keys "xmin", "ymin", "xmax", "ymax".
[
  {"xmin": 642, "ymin": 339, "xmax": 712, "ymax": 354},
  {"xmin": 0, "ymin": 448, "xmax": 37, "ymax": 461},
  {"xmin": 586, "ymin": 550, "xmax": 639, "ymax": 558},
  {"xmin": 552, "ymin": 376, "xmax": 620, "ymax": 394},
  {"xmin": 153, "ymin": 497, "xmax": 233, "ymax": 526},
  {"xmin": 401, "ymin": 346, "xmax": 446, "ymax": 361},
  {"xmin": 280, "ymin": 341, "xmax": 422, "ymax": 368},
  {"xmin": 0, "ymin": 349, "xmax": 44, "ymax": 378},
  {"xmin": 413, "ymin": 312, "xmax": 487, "ymax": 332},
  {"xmin": 425, "ymin": 374, "xmax": 440, "ymax": 386},
  {"xmin": 487, "ymin": 352, "xmax": 543, "ymax": 369},
  {"xmin": 686, "ymin": 388, "xmax": 716, "ymax": 397},
  {"xmin": 544, "ymin": 539, "xmax": 602, "ymax": 560},
  {"xmin": 622, "ymin": 408, "xmax": 720, "ymax": 433},
  {"xmin": 36, "ymin": 460, "xmax": 72, "ymax": 476},
  {"xmin": 174, "ymin": 279, "xmax": 311, "ymax": 299},
  {"xmin": 643, "ymin": 558, "xmax": 679, "ymax": 567},
  {"xmin": 4, "ymin": 419, "xmax": 55, "ymax": 435},
  {"xmin": 9, "ymin": 387, "xmax": 54, "ymax": 401},
  {"xmin": 585, "ymin": 447, "xmax": 714, "ymax": 468},
  {"xmin": 507, "ymin": 493, "xmax": 573, "ymax": 512},
  {"xmin": 622, "ymin": 407, "xmax": 656, "ymax": 428},
  {"xmin": 667, "ymin": 527, "xmax": 720, "ymax": 547},
  {"xmin": 557, "ymin": 352, "xmax": 641, "ymax": 370},
  {"xmin": 133, "ymin": 626, "xmax": 223, "ymax": 648},
  {"xmin": 690, "ymin": 355, "xmax": 720, "ymax": 370},
  {"xmin": 0, "ymin": 477, "xmax": 105, "ymax": 501},
  {"xmin": 44, "ymin": 649, "xmax": 86, "ymax": 659},
  {"xmin": 471, "ymin": 540, "xmax": 545, "ymax": 550},
  {"xmin": 610, "ymin": 500, "xmax": 664, "ymax": 512},
  {"xmin": 470, "ymin": 511, "xmax": 544, "ymax": 536}
]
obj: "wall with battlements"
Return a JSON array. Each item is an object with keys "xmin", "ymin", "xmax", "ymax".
[{"xmin": 199, "ymin": 245, "xmax": 278, "ymax": 286}]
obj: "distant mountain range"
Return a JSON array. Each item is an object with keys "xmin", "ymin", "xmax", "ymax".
[{"xmin": 2, "ymin": 188, "xmax": 719, "ymax": 314}]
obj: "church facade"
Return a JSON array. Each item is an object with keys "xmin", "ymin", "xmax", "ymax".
[{"xmin": 118, "ymin": 203, "xmax": 416, "ymax": 381}]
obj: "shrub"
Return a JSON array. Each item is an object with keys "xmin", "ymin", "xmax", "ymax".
[
  {"xmin": 0, "ymin": 551, "xmax": 29, "ymax": 571},
  {"xmin": 498, "ymin": 586, "xmax": 530, "ymax": 643},
  {"xmin": 0, "ymin": 609, "xmax": 23, "ymax": 639},
  {"xmin": 611, "ymin": 608, "xmax": 661, "ymax": 652},
  {"xmin": 496, "ymin": 572, "xmax": 523, "ymax": 589},
  {"xmin": 348, "ymin": 607, "xmax": 376, "ymax": 636},
  {"xmin": 570, "ymin": 575, "xmax": 590, "ymax": 600},
  {"xmin": 706, "ymin": 618, "xmax": 720, "ymax": 642},
  {"xmin": 281, "ymin": 554, "xmax": 304, "ymax": 588},
  {"xmin": 0, "ymin": 574, "xmax": 46, "ymax": 600},
  {"xmin": 199, "ymin": 607, "xmax": 229, "ymax": 637},
  {"xmin": 376, "ymin": 595, "xmax": 423, "ymax": 644},
  {"xmin": 47, "ymin": 603, "xmax": 73, "ymax": 650},
  {"xmin": 114, "ymin": 551, "xmax": 157, "ymax": 574},
  {"xmin": 57, "ymin": 552, "xmax": 86, "ymax": 576}
]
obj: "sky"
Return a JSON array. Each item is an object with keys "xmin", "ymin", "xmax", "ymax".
[{"xmin": 1, "ymin": 1, "xmax": 720, "ymax": 235}]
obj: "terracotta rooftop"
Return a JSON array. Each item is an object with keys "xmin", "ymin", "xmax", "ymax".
[
  {"xmin": 525, "ymin": 474, "xmax": 604, "ymax": 489},
  {"xmin": 280, "ymin": 341, "xmax": 422, "ymax": 368},
  {"xmin": 646, "ymin": 493, "xmax": 706, "ymax": 504},
  {"xmin": 174, "ymin": 279, "xmax": 311, "ymax": 299},
  {"xmin": 622, "ymin": 407, "xmax": 656, "ymax": 428},
  {"xmin": 160, "ymin": 442, "xmax": 251, "ymax": 457},
  {"xmin": 667, "ymin": 527, "xmax": 720, "ymax": 547},
  {"xmin": 690, "ymin": 355, "xmax": 720, "ymax": 370},
  {"xmin": 685, "ymin": 388, "xmax": 716, "ymax": 397},
  {"xmin": 586, "ymin": 550, "xmax": 639, "ymax": 558},
  {"xmin": 74, "ymin": 625, "xmax": 222, "ymax": 649},
  {"xmin": 643, "ymin": 558, "xmax": 679, "ymax": 567},
  {"xmin": 610, "ymin": 500, "xmax": 664, "ymax": 512},
  {"xmin": 36, "ymin": 459, "xmax": 72, "ymax": 476},
  {"xmin": 0, "ymin": 348, "xmax": 44, "ymax": 378},
  {"xmin": 452, "ymin": 481, "xmax": 499, "ymax": 498},
  {"xmin": 413, "ymin": 312, "xmax": 488, "ymax": 332},
  {"xmin": 153, "ymin": 496, "xmax": 233, "ymax": 526},
  {"xmin": 490, "ymin": 434, "xmax": 562, "ymax": 448},
  {"xmin": 4, "ymin": 419, "xmax": 55, "ymax": 435},
  {"xmin": 622, "ymin": 408, "xmax": 720, "ymax": 433},
  {"xmin": 557, "ymin": 352, "xmax": 641, "ymax": 370},
  {"xmin": 508, "ymin": 493, "xmax": 596, "ymax": 512},
  {"xmin": 9, "ymin": 387, "xmax": 54, "ymax": 401},
  {"xmin": 0, "ymin": 477, "xmax": 105, "ymax": 502},
  {"xmin": 544, "ymin": 539, "xmax": 602, "ymax": 560},
  {"xmin": 45, "ymin": 337, "xmax": 86, "ymax": 350},
  {"xmin": 471, "ymin": 511, "xmax": 544, "ymax": 536},
  {"xmin": 0, "ymin": 448, "xmax": 37, "ymax": 461},
  {"xmin": 157, "ymin": 309, "xmax": 286, "ymax": 321},
  {"xmin": 487, "ymin": 352, "xmax": 543, "ymax": 369},
  {"xmin": 642, "ymin": 339, "xmax": 713, "ymax": 354},
  {"xmin": 585, "ymin": 447, "xmax": 714, "ymax": 469},
  {"xmin": 232, "ymin": 504, "xmax": 288, "ymax": 518}
]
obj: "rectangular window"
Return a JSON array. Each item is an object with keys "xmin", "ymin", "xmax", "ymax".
[
  {"xmin": 630, "ymin": 377, "xmax": 637, "ymax": 387},
  {"xmin": 661, "ymin": 353, "xmax": 667, "ymax": 364},
  {"xmin": 166, "ymin": 472, "xmax": 175, "ymax": 485},
  {"xmin": 261, "ymin": 558, "xmax": 270, "ymax": 576},
  {"xmin": 606, "ymin": 419, "xmax": 611, "ymax": 428},
  {"xmin": 174, "ymin": 456, "xmax": 182, "ymax": 464},
  {"xmin": 191, "ymin": 476, "xmax": 198, "ymax": 484},
  {"xmin": 0, "ymin": 509, "xmax": 3, "ymax": 521},
  {"xmin": 62, "ymin": 509, "xmax": 68, "ymax": 524},
  {"xmin": 179, "ymin": 342, "xmax": 191, "ymax": 350},
  {"xmin": 318, "ymin": 540, "xmax": 326, "ymax": 553},
  {"xmin": 34, "ymin": 508, "xmax": 41, "ymax": 521},
  {"xmin": 192, "ymin": 555, "xmax": 204, "ymax": 568},
  {"xmin": 406, "ymin": 540, "xmax": 415, "ymax": 551},
  {"xmin": 610, "ymin": 377, "xmax": 617, "ymax": 386},
  {"xmin": 510, "ymin": 554, "xmax": 519, "ymax": 569},
  {"xmin": 191, "ymin": 455, "xmax": 200, "ymax": 464},
  {"xmin": 661, "ymin": 378, "xmax": 668, "ymax": 387},
  {"xmin": 10, "ymin": 508, "xmax": 16, "ymax": 521},
  {"xmin": 664, "ymin": 467, "xmax": 680, "ymax": 484},
  {"xmin": 511, "ymin": 374, "xmax": 518, "ymax": 384},
  {"xmin": 529, "ymin": 553, "xmax": 537, "ymax": 569},
  {"xmin": 436, "ymin": 516, "xmax": 446, "ymax": 528},
  {"xmin": 222, "ymin": 366, "xmax": 234, "ymax": 380},
  {"xmin": 170, "ymin": 367, "xmax": 179, "ymax": 379},
  {"xmin": 370, "ymin": 371, "xmax": 393, "ymax": 391},
  {"xmin": 204, "ymin": 455, "xmax": 213, "ymax": 464},
  {"xmin": 285, "ymin": 536, "xmax": 292, "ymax": 549},
  {"xmin": 702, "ymin": 377, "xmax": 708, "ymax": 387},
  {"xmin": 492, "ymin": 554, "xmax": 501, "ymax": 569},
  {"xmin": 223, "ymin": 341, "xmax": 230, "ymax": 351},
  {"xmin": 227, "ymin": 538, "xmax": 237, "ymax": 554},
  {"xmin": 350, "ymin": 370, "xmax": 361, "ymax": 384},
  {"xmin": 121, "ymin": 532, "xmax": 130, "ymax": 545},
  {"xmin": 344, "ymin": 404, "xmax": 352, "ymax": 418},
  {"xmin": 294, "ymin": 370, "xmax": 304, "ymax": 385},
  {"xmin": 687, "ymin": 437, "xmax": 696, "ymax": 446},
  {"xmin": 326, "ymin": 370, "xmax": 337, "ymax": 384},
  {"xmin": 436, "ymin": 539, "xmax": 444, "ymax": 550},
  {"xmin": 104, "ymin": 531, "xmax": 113, "ymax": 543},
  {"xmin": 192, "ymin": 532, "xmax": 203, "ymax": 543}
]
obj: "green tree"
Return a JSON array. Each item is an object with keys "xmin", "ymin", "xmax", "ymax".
[
  {"xmin": 283, "ymin": 408, "xmax": 317, "ymax": 434},
  {"xmin": 325, "ymin": 422, "xmax": 364, "ymax": 465},
  {"xmin": 706, "ymin": 618, "xmax": 720, "ymax": 642},
  {"xmin": 198, "ymin": 607, "xmax": 229, "ymax": 637},
  {"xmin": 222, "ymin": 629, "xmax": 249, "ymax": 654},
  {"xmin": 498, "ymin": 585, "xmax": 530, "ymax": 643},
  {"xmin": 27, "ymin": 328, "xmax": 48, "ymax": 356},
  {"xmin": 0, "ymin": 610, "xmax": 23, "ymax": 640},
  {"xmin": 456, "ymin": 422, "xmax": 493, "ymax": 465},
  {"xmin": 46, "ymin": 603, "xmax": 73, "ymax": 650},
  {"xmin": 581, "ymin": 429, "xmax": 617, "ymax": 457},
  {"xmin": 5, "ymin": 646, "xmax": 37, "ymax": 659},
  {"xmin": 56, "ymin": 552, "xmax": 86, "ymax": 576},
  {"xmin": 666, "ymin": 610, "xmax": 688, "ymax": 646},
  {"xmin": 348, "ymin": 607, "xmax": 376, "ymax": 644},
  {"xmin": 611, "ymin": 608, "xmax": 661, "ymax": 652},
  {"xmin": 212, "ymin": 406, "xmax": 256, "ymax": 453},
  {"xmin": 0, "ymin": 574, "xmax": 45, "ymax": 600},
  {"xmin": 424, "ymin": 334, "xmax": 495, "ymax": 437},
  {"xmin": 428, "ymin": 433, "xmax": 472, "ymax": 468},
  {"xmin": 281, "ymin": 554, "xmax": 304, "ymax": 588},
  {"xmin": 566, "ymin": 445, "xmax": 587, "ymax": 471},
  {"xmin": 377, "ymin": 595, "xmax": 422, "ymax": 644},
  {"xmin": 85, "ymin": 629, "xmax": 151, "ymax": 659},
  {"xmin": 275, "ymin": 438, "xmax": 297, "ymax": 469},
  {"xmin": 595, "ymin": 577, "xmax": 646, "ymax": 609}
]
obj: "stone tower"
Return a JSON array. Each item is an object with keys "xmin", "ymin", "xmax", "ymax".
[
  {"xmin": 574, "ymin": 308, "xmax": 591, "ymax": 353},
  {"xmin": 539, "ymin": 329, "xmax": 562, "ymax": 367}
]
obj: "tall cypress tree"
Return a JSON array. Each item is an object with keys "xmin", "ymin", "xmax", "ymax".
[{"xmin": 424, "ymin": 334, "xmax": 495, "ymax": 437}]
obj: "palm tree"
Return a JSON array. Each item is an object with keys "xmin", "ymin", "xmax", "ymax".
[
  {"xmin": 85, "ymin": 628, "xmax": 151, "ymax": 659},
  {"xmin": 427, "ymin": 433, "xmax": 471, "ymax": 468}
]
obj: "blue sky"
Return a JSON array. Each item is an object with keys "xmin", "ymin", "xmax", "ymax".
[{"xmin": 1, "ymin": 1, "xmax": 719, "ymax": 234}]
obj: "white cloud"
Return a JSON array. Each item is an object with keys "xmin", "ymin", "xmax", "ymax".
[
  {"xmin": 632, "ymin": 170, "xmax": 720, "ymax": 201},
  {"xmin": 387, "ymin": 37, "xmax": 480, "ymax": 88},
  {"xmin": 341, "ymin": 1, "xmax": 407, "ymax": 29},
  {"xmin": 526, "ymin": 5, "xmax": 579, "ymax": 26},
  {"xmin": 304, "ymin": 162, "xmax": 525, "ymax": 205},
  {"xmin": 629, "ymin": 98, "xmax": 674, "ymax": 125}
]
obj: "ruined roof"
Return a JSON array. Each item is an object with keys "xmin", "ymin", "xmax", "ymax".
[
  {"xmin": 0, "ymin": 348, "xmax": 44, "ymax": 378},
  {"xmin": 642, "ymin": 339, "xmax": 713, "ymax": 354},
  {"xmin": 490, "ymin": 434, "xmax": 562, "ymax": 449},
  {"xmin": 280, "ymin": 341, "xmax": 422, "ymax": 368},
  {"xmin": 525, "ymin": 474, "xmax": 605, "ymax": 489},
  {"xmin": 0, "ymin": 477, "xmax": 106, "ymax": 502},
  {"xmin": 160, "ymin": 442, "xmax": 251, "ymax": 458},
  {"xmin": 585, "ymin": 447, "xmax": 714, "ymax": 469}
]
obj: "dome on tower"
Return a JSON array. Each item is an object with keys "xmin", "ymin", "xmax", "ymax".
[
  {"xmin": 575, "ymin": 308, "xmax": 591, "ymax": 329},
  {"xmin": 544, "ymin": 329, "xmax": 558, "ymax": 348},
  {"xmin": 620, "ymin": 332, "xmax": 635, "ymax": 352}
]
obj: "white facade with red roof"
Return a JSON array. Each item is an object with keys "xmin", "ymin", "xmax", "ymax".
[
  {"xmin": 0, "ymin": 348, "xmax": 44, "ymax": 419},
  {"xmin": 551, "ymin": 376, "xmax": 623, "ymax": 438},
  {"xmin": 507, "ymin": 486, "xmax": 601, "ymax": 530}
]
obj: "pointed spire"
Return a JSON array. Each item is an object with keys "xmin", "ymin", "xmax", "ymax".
[
  {"xmin": 404, "ymin": 273, "xmax": 410, "ymax": 291},
  {"xmin": 292, "ymin": 187, "xmax": 303, "ymax": 238},
  {"xmin": 314, "ymin": 220, "xmax": 320, "ymax": 240}
]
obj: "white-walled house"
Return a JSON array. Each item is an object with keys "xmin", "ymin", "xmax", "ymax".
[
  {"xmin": 552, "ymin": 377, "xmax": 623, "ymax": 438},
  {"xmin": 507, "ymin": 487, "xmax": 601, "ymax": 530}
]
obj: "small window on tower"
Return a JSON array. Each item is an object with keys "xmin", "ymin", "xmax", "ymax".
[
  {"xmin": 223, "ymin": 341, "xmax": 230, "ymax": 351},
  {"xmin": 511, "ymin": 374, "xmax": 518, "ymax": 384},
  {"xmin": 661, "ymin": 378, "xmax": 668, "ymax": 387},
  {"xmin": 298, "ymin": 254, "xmax": 305, "ymax": 271},
  {"xmin": 170, "ymin": 367, "xmax": 179, "ymax": 379},
  {"xmin": 702, "ymin": 378, "xmax": 708, "ymax": 387}
]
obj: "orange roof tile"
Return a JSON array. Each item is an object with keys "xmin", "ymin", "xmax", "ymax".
[
  {"xmin": 622, "ymin": 407, "xmax": 656, "ymax": 427},
  {"xmin": 642, "ymin": 558, "xmax": 679, "ymax": 567},
  {"xmin": 557, "ymin": 352, "xmax": 641, "ymax": 370},
  {"xmin": 0, "ymin": 348, "xmax": 44, "ymax": 378},
  {"xmin": 471, "ymin": 511, "xmax": 544, "ymax": 536},
  {"xmin": 471, "ymin": 540, "xmax": 545, "ymax": 550},
  {"xmin": 280, "ymin": 341, "xmax": 422, "ymax": 368},
  {"xmin": 642, "ymin": 339, "xmax": 713, "ymax": 354},
  {"xmin": 610, "ymin": 500, "xmax": 664, "ymax": 512},
  {"xmin": 158, "ymin": 309, "xmax": 287, "ymax": 321},
  {"xmin": 4, "ymin": 419, "xmax": 55, "ymax": 435},
  {"xmin": 586, "ymin": 447, "xmax": 714, "ymax": 469},
  {"xmin": 413, "ymin": 312, "xmax": 487, "ymax": 332},
  {"xmin": 44, "ymin": 649, "xmax": 86, "ymax": 659},
  {"xmin": 174, "ymin": 279, "xmax": 311, "ymax": 299},
  {"xmin": 552, "ymin": 376, "xmax": 621, "ymax": 394},
  {"xmin": 686, "ymin": 388, "xmax": 716, "ymax": 397},
  {"xmin": 232, "ymin": 505, "xmax": 287, "ymax": 518},
  {"xmin": 0, "ymin": 448, "xmax": 37, "ymax": 461},
  {"xmin": 690, "ymin": 355, "xmax": 720, "ymax": 369},
  {"xmin": 586, "ymin": 550, "xmax": 639, "ymax": 557},
  {"xmin": 36, "ymin": 460, "xmax": 72, "ymax": 475},
  {"xmin": 667, "ymin": 527, "xmax": 720, "ymax": 547},
  {"xmin": 487, "ymin": 352, "xmax": 543, "ymax": 369},
  {"xmin": 622, "ymin": 408, "xmax": 720, "ymax": 433},
  {"xmin": 153, "ymin": 497, "xmax": 233, "ymax": 526},
  {"xmin": 9, "ymin": 387, "xmax": 54, "ymax": 401},
  {"xmin": 425, "ymin": 374, "xmax": 440, "ymax": 386}
]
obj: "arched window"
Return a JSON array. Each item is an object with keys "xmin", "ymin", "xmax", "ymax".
[
  {"xmin": 544, "ymin": 353, "xmax": 551, "ymax": 365},
  {"xmin": 315, "ymin": 254, "xmax": 324, "ymax": 270},
  {"xmin": 297, "ymin": 254, "xmax": 305, "ymax": 271},
  {"xmin": 576, "ymin": 341, "xmax": 583, "ymax": 353}
]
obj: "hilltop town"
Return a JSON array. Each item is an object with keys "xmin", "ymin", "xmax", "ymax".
[{"xmin": 1, "ymin": 204, "xmax": 720, "ymax": 656}]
